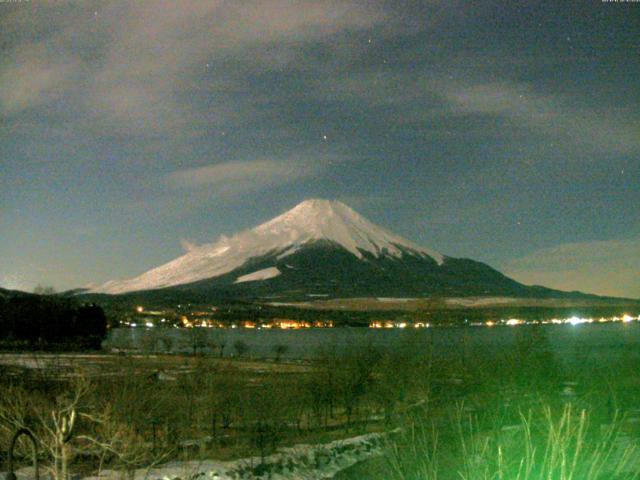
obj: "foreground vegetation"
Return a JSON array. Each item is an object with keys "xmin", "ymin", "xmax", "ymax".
[
  {"xmin": 0, "ymin": 338, "xmax": 430, "ymax": 479},
  {"xmin": 0, "ymin": 326, "xmax": 639, "ymax": 479},
  {"xmin": 357, "ymin": 326, "xmax": 640, "ymax": 479}
]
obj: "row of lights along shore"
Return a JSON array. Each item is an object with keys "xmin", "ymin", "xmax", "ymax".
[
  {"xmin": 372, "ymin": 314, "xmax": 638, "ymax": 329},
  {"xmin": 124, "ymin": 306, "xmax": 638, "ymax": 329}
]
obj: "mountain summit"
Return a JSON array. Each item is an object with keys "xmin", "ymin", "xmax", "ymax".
[
  {"xmin": 91, "ymin": 199, "xmax": 570, "ymax": 300},
  {"xmin": 92, "ymin": 199, "xmax": 443, "ymax": 294},
  {"xmin": 252, "ymin": 199, "xmax": 443, "ymax": 263}
]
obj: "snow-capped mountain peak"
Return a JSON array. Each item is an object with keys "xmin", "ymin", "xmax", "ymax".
[
  {"xmin": 255, "ymin": 199, "xmax": 442, "ymax": 261},
  {"xmin": 91, "ymin": 199, "xmax": 443, "ymax": 294}
]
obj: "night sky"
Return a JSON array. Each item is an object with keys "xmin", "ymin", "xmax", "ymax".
[{"xmin": 1, "ymin": 1, "xmax": 638, "ymax": 298}]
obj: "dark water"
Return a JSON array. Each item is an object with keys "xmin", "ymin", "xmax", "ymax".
[{"xmin": 105, "ymin": 322, "xmax": 640, "ymax": 365}]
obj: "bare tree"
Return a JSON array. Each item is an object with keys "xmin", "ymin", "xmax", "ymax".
[
  {"xmin": 272, "ymin": 344, "xmax": 288, "ymax": 362},
  {"xmin": 0, "ymin": 375, "xmax": 86, "ymax": 480},
  {"xmin": 210, "ymin": 329, "xmax": 227, "ymax": 358},
  {"xmin": 187, "ymin": 328, "xmax": 209, "ymax": 356},
  {"xmin": 0, "ymin": 371, "xmax": 166, "ymax": 480},
  {"xmin": 159, "ymin": 335, "xmax": 174, "ymax": 354},
  {"xmin": 141, "ymin": 327, "xmax": 159, "ymax": 355},
  {"xmin": 233, "ymin": 339, "xmax": 249, "ymax": 358}
]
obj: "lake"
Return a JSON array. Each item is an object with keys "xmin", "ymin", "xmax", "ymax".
[{"xmin": 104, "ymin": 322, "xmax": 640, "ymax": 366}]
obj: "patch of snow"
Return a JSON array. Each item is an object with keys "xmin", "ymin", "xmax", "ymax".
[
  {"xmin": 90, "ymin": 199, "xmax": 444, "ymax": 294},
  {"xmin": 267, "ymin": 302, "xmax": 312, "ymax": 307},
  {"xmin": 207, "ymin": 245, "xmax": 231, "ymax": 257},
  {"xmin": 376, "ymin": 297, "xmax": 416, "ymax": 303},
  {"xmin": 234, "ymin": 267, "xmax": 281, "ymax": 284},
  {"xmin": 445, "ymin": 296, "xmax": 518, "ymax": 307},
  {"xmin": 80, "ymin": 431, "xmax": 387, "ymax": 480}
]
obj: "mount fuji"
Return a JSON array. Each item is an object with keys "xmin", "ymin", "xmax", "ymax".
[{"xmin": 87, "ymin": 199, "xmax": 575, "ymax": 301}]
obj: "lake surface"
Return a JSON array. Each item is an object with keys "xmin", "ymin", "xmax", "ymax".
[{"xmin": 105, "ymin": 322, "xmax": 640, "ymax": 365}]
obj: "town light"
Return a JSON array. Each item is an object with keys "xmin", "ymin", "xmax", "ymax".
[{"xmin": 566, "ymin": 316, "xmax": 589, "ymax": 325}]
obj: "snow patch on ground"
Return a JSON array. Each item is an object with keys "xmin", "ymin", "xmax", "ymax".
[
  {"xmin": 445, "ymin": 296, "xmax": 518, "ymax": 307},
  {"xmin": 79, "ymin": 431, "xmax": 386, "ymax": 480},
  {"xmin": 234, "ymin": 267, "xmax": 281, "ymax": 283},
  {"xmin": 267, "ymin": 301, "xmax": 312, "ymax": 307},
  {"xmin": 376, "ymin": 297, "xmax": 416, "ymax": 303}
]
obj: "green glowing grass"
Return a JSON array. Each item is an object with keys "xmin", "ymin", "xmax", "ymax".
[{"xmin": 387, "ymin": 401, "xmax": 639, "ymax": 480}]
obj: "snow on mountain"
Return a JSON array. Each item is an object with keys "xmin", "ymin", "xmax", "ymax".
[
  {"xmin": 234, "ymin": 267, "xmax": 281, "ymax": 284},
  {"xmin": 91, "ymin": 199, "xmax": 444, "ymax": 294}
]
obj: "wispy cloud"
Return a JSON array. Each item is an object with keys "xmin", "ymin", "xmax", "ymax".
[
  {"xmin": 503, "ymin": 239, "xmax": 640, "ymax": 299},
  {"xmin": 439, "ymin": 79, "xmax": 640, "ymax": 155},
  {"xmin": 1, "ymin": 0, "xmax": 385, "ymax": 137},
  {"xmin": 315, "ymin": 70, "xmax": 640, "ymax": 155},
  {"xmin": 166, "ymin": 157, "xmax": 322, "ymax": 194},
  {"xmin": 0, "ymin": 43, "xmax": 75, "ymax": 115}
]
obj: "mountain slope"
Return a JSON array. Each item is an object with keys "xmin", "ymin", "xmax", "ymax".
[
  {"xmin": 91, "ymin": 199, "xmax": 444, "ymax": 294},
  {"xmin": 171, "ymin": 241, "xmax": 541, "ymax": 299},
  {"xmin": 88, "ymin": 199, "xmax": 597, "ymax": 302}
]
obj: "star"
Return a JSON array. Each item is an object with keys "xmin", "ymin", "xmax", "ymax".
[{"xmin": 322, "ymin": 135, "xmax": 328, "ymax": 141}]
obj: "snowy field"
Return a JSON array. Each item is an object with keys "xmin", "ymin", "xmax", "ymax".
[
  {"xmin": 85, "ymin": 432, "xmax": 386, "ymax": 480},
  {"xmin": 3, "ymin": 432, "xmax": 386, "ymax": 480}
]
